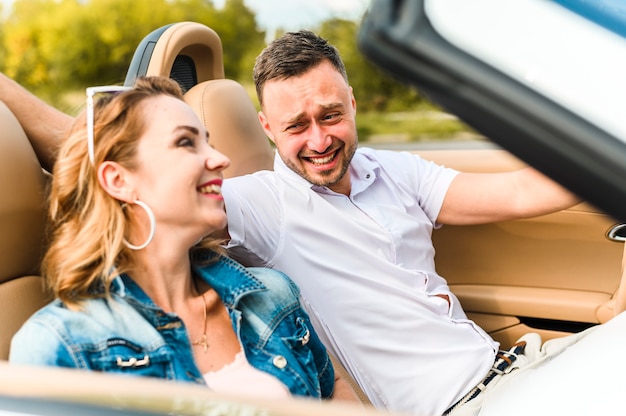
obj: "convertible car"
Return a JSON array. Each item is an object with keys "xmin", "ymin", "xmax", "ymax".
[
  {"xmin": 1, "ymin": 0, "xmax": 625, "ymax": 414},
  {"xmin": 358, "ymin": 0, "xmax": 626, "ymax": 347}
]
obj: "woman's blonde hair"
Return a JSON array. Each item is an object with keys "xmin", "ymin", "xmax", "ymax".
[{"xmin": 43, "ymin": 76, "xmax": 224, "ymax": 308}]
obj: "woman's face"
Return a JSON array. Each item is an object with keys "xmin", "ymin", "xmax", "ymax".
[{"xmin": 129, "ymin": 95, "xmax": 230, "ymax": 245}]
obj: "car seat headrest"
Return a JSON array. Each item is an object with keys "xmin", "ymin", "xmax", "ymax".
[{"xmin": 183, "ymin": 79, "xmax": 274, "ymax": 178}]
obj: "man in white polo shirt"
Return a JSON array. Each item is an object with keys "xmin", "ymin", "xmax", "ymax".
[{"xmin": 222, "ymin": 30, "xmax": 626, "ymax": 416}]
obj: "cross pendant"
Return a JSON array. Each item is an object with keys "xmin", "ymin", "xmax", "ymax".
[{"xmin": 193, "ymin": 334, "xmax": 209, "ymax": 353}]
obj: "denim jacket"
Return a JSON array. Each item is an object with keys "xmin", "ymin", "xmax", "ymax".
[{"xmin": 10, "ymin": 256, "xmax": 334, "ymax": 398}]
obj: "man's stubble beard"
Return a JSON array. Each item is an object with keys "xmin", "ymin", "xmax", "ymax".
[{"xmin": 279, "ymin": 140, "xmax": 357, "ymax": 188}]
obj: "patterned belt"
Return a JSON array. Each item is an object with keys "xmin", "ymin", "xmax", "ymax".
[{"xmin": 443, "ymin": 341, "xmax": 527, "ymax": 415}]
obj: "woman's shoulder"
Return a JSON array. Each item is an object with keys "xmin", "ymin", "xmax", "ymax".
[
  {"xmin": 16, "ymin": 295, "xmax": 146, "ymax": 338},
  {"xmin": 10, "ymin": 296, "xmax": 165, "ymax": 368},
  {"xmin": 22, "ymin": 298, "xmax": 74, "ymax": 324},
  {"xmin": 10, "ymin": 299, "xmax": 92, "ymax": 364},
  {"xmin": 16, "ymin": 297, "xmax": 107, "ymax": 332}
]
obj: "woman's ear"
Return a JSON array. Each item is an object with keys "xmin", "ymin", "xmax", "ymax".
[{"xmin": 97, "ymin": 161, "xmax": 134, "ymax": 203}]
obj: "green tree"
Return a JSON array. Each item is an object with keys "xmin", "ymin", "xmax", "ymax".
[
  {"xmin": 3, "ymin": 0, "xmax": 60, "ymax": 88},
  {"xmin": 209, "ymin": 0, "xmax": 265, "ymax": 81},
  {"xmin": 0, "ymin": 3, "xmax": 5, "ymax": 73},
  {"xmin": 1, "ymin": 1, "xmax": 425, "ymax": 114},
  {"xmin": 319, "ymin": 19, "xmax": 424, "ymax": 112},
  {"xmin": 1, "ymin": 0, "xmax": 268, "ymax": 105},
  {"xmin": 79, "ymin": 0, "xmax": 187, "ymax": 85},
  {"xmin": 4, "ymin": 0, "xmax": 183, "ymax": 90}
]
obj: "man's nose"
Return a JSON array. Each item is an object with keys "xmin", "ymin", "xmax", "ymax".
[{"xmin": 307, "ymin": 123, "xmax": 332, "ymax": 153}]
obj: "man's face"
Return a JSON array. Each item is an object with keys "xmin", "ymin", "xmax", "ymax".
[{"xmin": 259, "ymin": 61, "xmax": 358, "ymax": 195}]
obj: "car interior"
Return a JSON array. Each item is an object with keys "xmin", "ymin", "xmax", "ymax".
[
  {"xmin": 0, "ymin": 100, "xmax": 52, "ymax": 360},
  {"xmin": 357, "ymin": 0, "xmax": 626, "ymax": 345},
  {"xmin": 1, "ymin": 19, "xmax": 626, "ymax": 414}
]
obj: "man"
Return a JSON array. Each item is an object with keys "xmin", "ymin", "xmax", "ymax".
[
  {"xmin": 222, "ymin": 31, "xmax": 624, "ymax": 416},
  {"xmin": 1, "ymin": 31, "xmax": 622, "ymax": 416}
]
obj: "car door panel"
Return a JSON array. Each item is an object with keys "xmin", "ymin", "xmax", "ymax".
[{"xmin": 415, "ymin": 148, "xmax": 623, "ymax": 347}]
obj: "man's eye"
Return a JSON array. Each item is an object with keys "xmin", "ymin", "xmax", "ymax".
[
  {"xmin": 287, "ymin": 122, "xmax": 306, "ymax": 132},
  {"xmin": 323, "ymin": 113, "xmax": 341, "ymax": 122}
]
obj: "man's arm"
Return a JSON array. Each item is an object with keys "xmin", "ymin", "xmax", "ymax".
[
  {"xmin": 437, "ymin": 166, "xmax": 580, "ymax": 225},
  {"xmin": 0, "ymin": 73, "xmax": 73, "ymax": 171},
  {"xmin": 331, "ymin": 373, "xmax": 362, "ymax": 403}
]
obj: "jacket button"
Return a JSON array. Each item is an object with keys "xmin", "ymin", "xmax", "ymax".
[
  {"xmin": 301, "ymin": 329, "xmax": 310, "ymax": 345},
  {"xmin": 272, "ymin": 355, "xmax": 287, "ymax": 369}
]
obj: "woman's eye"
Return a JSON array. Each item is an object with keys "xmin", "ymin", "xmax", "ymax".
[{"xmin": 177, "ymin": 137, "xmax": 194, "ymax": 147}]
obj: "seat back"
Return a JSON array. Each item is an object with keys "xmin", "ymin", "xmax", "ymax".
[
  {"xmin": 125, "ymin": 21, "xmax": 274, "ymax": 174},
  {"xmin": 125, "ymin": 21, "xmax": 224, "ymax": 92},
  {"xmin": 183, "ymin": 79, "xmax": 274, "ymax": 177},
  {"xmin": 0, "ymin": 102, "xmax": 52, "ymax": 360}
]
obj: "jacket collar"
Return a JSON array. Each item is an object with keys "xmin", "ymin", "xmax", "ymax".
[
  {"xmin": 111, "ymin": 255, "xmax": 266, "ymax": 310},
  {"xmin": 193, "ymin": 255, "xmax": 266, "ymax": 308}
]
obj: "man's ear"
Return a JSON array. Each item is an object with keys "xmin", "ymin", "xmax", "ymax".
[
  {"xmin": 97, "ymin": 161, "xmax": 134, "ymax": 203},
  {"xmin": 258, "ymin": 111, "xmax": 275, "ymax": 144},
  {"xmin": 350, "ymin": 86, "xmax": 357, "ymax": 116}
]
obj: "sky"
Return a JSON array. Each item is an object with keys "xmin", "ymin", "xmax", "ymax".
[
  {"xmin": 1, "ymin": 0, "xmax": 371, "ymax": 35},
  {"xmin": 223, "ymin": 0, "xmax": 370, "ymax": 36}
]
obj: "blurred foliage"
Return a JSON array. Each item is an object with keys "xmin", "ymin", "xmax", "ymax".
[
  {"xmin": 0, "ymin": 6, "xmax": 5, "ymax": 71},
  {"xmin": 1, "ymin": 0, "xmax": 265, "ymax": 105},
  {"xmin": 0, "ymin": 0, "xmax": 469, "ymax": 140},
  {"xmin": 319, "ymin": 19, "xmax": 424, "ymax": 112},
  {"xmin": 356, "ymin": 111, "xmax": 482, "ymax": 143}
]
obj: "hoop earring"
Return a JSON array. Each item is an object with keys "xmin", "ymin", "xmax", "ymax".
[{"xmin": 123, "ymin": 200, "xmax": 156, "ymax": 250}]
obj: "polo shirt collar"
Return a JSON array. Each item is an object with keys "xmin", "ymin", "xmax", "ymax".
[{"xmin": 273, "ymin": 148, "xmax": 379, "ymax": 196}]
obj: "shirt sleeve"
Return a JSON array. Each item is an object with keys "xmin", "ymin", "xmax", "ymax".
[
  {"xmin": 222, "ymin": 173, "xmax": 283, "ymax": 267},
  {"xmin": 371, "ymin": 149, "xmax": 459, "ymax": 225},
  {"xmin": 411, "ymin": 153, "xmax": 460, "ymax": 224}
]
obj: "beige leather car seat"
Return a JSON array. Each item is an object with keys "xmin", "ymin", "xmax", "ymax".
[
  {"xmin": 0, "ymin": 102, "xmax": 52, "ymax": 360},
  {"xmin": 143, "ymin": 21, "xmax": 225, "ymax": 90},
  {"xmin": 132, "ymin": 21, "xmax": 275, "ymax": 176}
]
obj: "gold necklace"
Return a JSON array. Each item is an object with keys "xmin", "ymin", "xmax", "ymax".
[{"xmin": 191, "ymin": 291, "xmax": 209, "ymax": 353}]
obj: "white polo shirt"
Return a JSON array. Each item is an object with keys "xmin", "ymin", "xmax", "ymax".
[{"xmin": 223, "ymin": 147, "xmax": 498, "ymax": 415}]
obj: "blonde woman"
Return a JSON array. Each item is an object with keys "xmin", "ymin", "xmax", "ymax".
[{"xmin": 10, "ymin": 76, "xmax": 353, "ymax": 401}]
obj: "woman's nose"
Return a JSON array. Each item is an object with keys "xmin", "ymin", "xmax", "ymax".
[{"xmin": 206, "ymin": 147, "xmax": 231, "ymax": 171}]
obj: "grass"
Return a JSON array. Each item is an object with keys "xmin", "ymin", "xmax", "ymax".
[{"xmin": 357, "ymin": 109, "xmax": 484, "ymax": 144}]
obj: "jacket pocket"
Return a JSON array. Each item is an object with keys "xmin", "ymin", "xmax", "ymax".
[
  {"xmin": 280, "ymin": 317, "xmax": 319, "ymax": 390},
  {"xmin": 283, "ymin": 317, "xmax": 312, "ymax": 349}
]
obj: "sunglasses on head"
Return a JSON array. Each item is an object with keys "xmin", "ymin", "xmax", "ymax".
[{"xmin": 85, "ymin": 85, "xmax": 133, "ymax": 164}]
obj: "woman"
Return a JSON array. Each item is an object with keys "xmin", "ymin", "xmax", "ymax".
[{"xmin": 9, "ymin": 76, "xmax": 345, "ymax": 400}]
